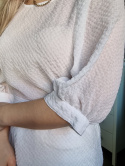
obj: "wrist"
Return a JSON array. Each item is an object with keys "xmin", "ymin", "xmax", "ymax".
[
  {"xmin": 0, "ymin": 126, "xmax": 10, "ymax": 141},
  {"xmin": 0, "ymin": 103, "xmax": 11, "ymax": 127}
]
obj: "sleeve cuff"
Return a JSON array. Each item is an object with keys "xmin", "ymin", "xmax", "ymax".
[
  {"xmin": 0, "ymin": 92, "xmax": 14, "ymax": 103},
  {"xmin": 44, "ymin": 91, "xmax": 89, "ymax": 136}
]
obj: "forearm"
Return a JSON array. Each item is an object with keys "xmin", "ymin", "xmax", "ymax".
[
  {"xmin": 1, "ymin": 99, "xmax": 70, "ymax": 130},
  {"xmin": 0, "ymin": 103, "xmax": 10, "ymax": 140}
]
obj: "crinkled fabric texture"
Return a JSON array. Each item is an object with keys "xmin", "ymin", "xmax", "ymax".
[{"xmin": 0, "ymin": 0, "xmax": 125, "ymax": 165}]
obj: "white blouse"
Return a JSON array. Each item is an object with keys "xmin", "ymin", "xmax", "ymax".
[{"xmin": 0, "ymin": 0, "xmax": 125, "ymax": 165}]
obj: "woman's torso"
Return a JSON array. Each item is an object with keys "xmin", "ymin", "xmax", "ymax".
[{"xmin": 0, "ymin": 0, "xmax": 103, "ymax": 165}]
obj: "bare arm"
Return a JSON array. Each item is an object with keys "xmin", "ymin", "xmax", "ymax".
[
  {"xmin": 0, "ymin": 103, "xmax": 10, "ymax": 139},
  {"xmin": 0, "ymin": 126, "xmax": 10, "ymax": 140},
  {"xmin": 0, "ymin": 99, "xmax": 70, "ymax": 130},
  {"xmin": 0, "ymin": 103, "xmax": 16, "ymax": 166}
]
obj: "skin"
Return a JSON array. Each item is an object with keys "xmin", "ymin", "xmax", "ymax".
[
  {"xmin": 0, "ymin": 103, "xmax": 16, "ymax": 166},
  {"xmin": 0, "ymin": 99, "xmax": 70, "ymax": 131}
]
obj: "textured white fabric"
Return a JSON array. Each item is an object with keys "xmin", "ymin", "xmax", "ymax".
[
  {"xmin": 0, "ymin": 92, "xmax": 14, "ymax": 103},
  {"xmin": 0, "ymin": 0, "xmax": 125, "ymax": 165},
  {"xmin": 0, "ymin": 71, "xmax": 14, "ymax": 103}
]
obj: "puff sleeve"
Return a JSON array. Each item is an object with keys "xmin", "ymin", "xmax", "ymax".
[
  {"xmin": 44, "ymin": 0, "xmax": 125, "ymax": 135},
  {"xmin": 0, "ymin": 68, "xmax": 14, "ymax": 103}
]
